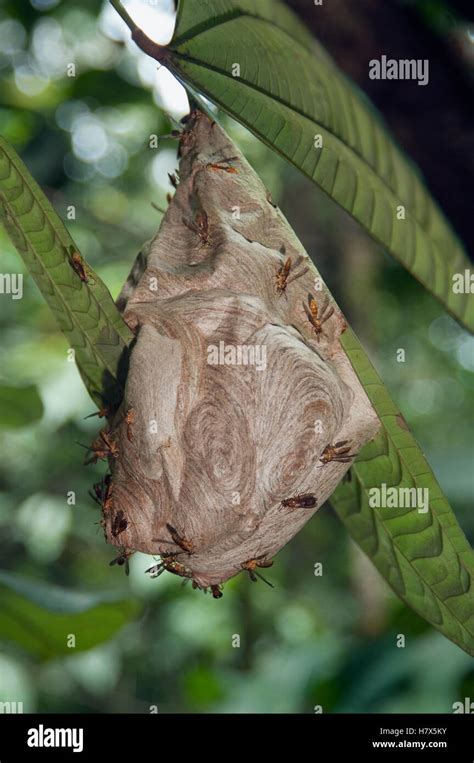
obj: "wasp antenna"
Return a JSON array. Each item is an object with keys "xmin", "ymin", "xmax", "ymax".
[
  {"xmin": 158, "ymin": 130, "xmax": 181, "ymax": 140},
  {"xmin": 255, "ymin": 571, "xmax": 275, "ymax": 588},
  {"xmin": 285, "ymin": 270, "xmax": 307, "ymax": 287},
  {"xmin": 85, "ymin": 454, "xmax": 106, "ymax": 466},
  {"xmin": 76, "ymin": 441, "xmax": 92, "ymax": 451}
]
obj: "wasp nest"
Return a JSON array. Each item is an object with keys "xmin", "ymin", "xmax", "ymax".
[{"xmin": 91, "ymin": 110, "xmax": 379, "ymax": 596}]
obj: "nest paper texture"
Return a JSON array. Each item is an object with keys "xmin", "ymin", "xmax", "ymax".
[{"xmin": 106, "ymin": 111, "xmax": 379, "ymax": 588}]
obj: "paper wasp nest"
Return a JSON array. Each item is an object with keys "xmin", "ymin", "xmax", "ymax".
[{"xmin": 99, "ymin": 110, "xmax": 379, "ymax": 593}]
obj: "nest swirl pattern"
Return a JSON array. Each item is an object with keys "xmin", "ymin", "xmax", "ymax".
[{"xmin": 99, "ymin": 110, "xmax": 379, "ymax": 591}]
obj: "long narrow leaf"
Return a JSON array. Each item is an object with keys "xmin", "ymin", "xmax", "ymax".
[
  {"xmin": 0, "ymin": 137, "xmax": 134, "ymax": 407},
  {"xmin": 332, "ymin": 329, "xmax": 474, "ymax": 656}
]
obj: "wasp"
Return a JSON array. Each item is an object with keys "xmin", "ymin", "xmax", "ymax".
[
  {"xmin": 182, "ymin": 210, "xmax": 211, "ymax": 248},
  {"xmin": 206, "ymin": 155, "xmax": 239, "ymax": 174},
  {"xmin": 78, "ymin": 439, "xmax": 105, "ymax": 465},
  {"xmin": 163, "ymin": 112, "xmax": 202, "ymax": 156},
  {"xmin": 145, "ymin": 554, "xmax": 193, "ymax": 580},
  {"xmin": 319, "ymin": 440, "xmax": 356, "ymax": 466},
  {"xmin": 266, "ymin": 189, "xmax": 277, "ymax": 208},
  {"xmin": 67, "ymin": 248, "xmax": 92, "ymax": 284},
  {"xmin": 168, "ymin": 171, "xmax": 179, "ymax": 189},
  {"xmin": 177, "ymin": 128, "xmax": 195, "ymax": 156},
  {"xmin": 275, "ymin": 256, "xmax": 308, "ymax": 295},
  {"xmin": 88, "ymin": 475, "xmax": 108, "ymax": 507},
  {"xmin": 280, "ymin": 492, "xmax": 317, "ymax": 509},
  {"xmin": 153, "ymin": 523, "xmax": 195, "ymax": 555},
  {"xmin": 188, "ymin": 581, "xmax": 224, "ymax": 599},
  {"xmin": 83, "ymin": 430, "xmax": 119, "ymax": 465},
  {"xmin": 109, "ymin": 548, "xmax": 133, "ymax": 576},
  {"xmin": 111, "ymin": 509, "xmax": 128, "ymax": 538},
  {"xmin": 89, "ymin": 474, "xmax": 113, "ymax": 509},
  {"xmin": 90, "ymin": 476, "xmax": 113, "ymax": 542},
  {"xmin": 84, "ymin": 406, "xmax": 111, "ymax": 421},
  {"xmin": 166, "ymin": 523, "xmax": 194, "ymax": 554},
  {"xmin": 241, "ymin": 555, "xmax": 274, "ymax": 588},
  {"xmin": 102, "ymin": 479, "xmax": 114, "ymax": 512},
  {"xmin": 123, "ymin": 409, "xmax": 135, "ymax": 443},
  {"xmin": 91, "ymin": 429, "xmax": 119, "ymax": 463},
  {"xmin": 159, "ymin": 128, "xmax": 181, "ymax": 141},
  {"xmin": 304, "ymin": 293, "xmax": 334, "ymax": 340}
]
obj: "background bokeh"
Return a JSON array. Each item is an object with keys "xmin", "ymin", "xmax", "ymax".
[{"xmin": 0, "ymin": 0, "xmax": 473, "ymax": 713}]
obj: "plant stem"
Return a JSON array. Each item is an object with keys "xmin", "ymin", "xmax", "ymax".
[
  {"xmin": 109, "ymin": 0, "xmax": 168, "ymax": 63},
  {"xmin": 109, "ymin": 0, "xmax": 137, "ymax": 34}
]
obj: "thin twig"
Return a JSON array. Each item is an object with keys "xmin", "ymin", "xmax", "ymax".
[
  {"xmin": 109, "ymin": 0, "xmax": 137, "ymax": 33},
  {"xmin": 109, "ymin": 0, "xmax": 168, "ymax": 63}
]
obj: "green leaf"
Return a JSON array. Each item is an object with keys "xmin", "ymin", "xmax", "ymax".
[
  {"xmin": 173, "ymin": 0, "xmax": 322, "ymax": 56},
  {"xmin": 0, "ymin": 570, "xmax": 140, "ymax": 659},
  {"xmin": 0, "ymin": 136, "xmax": 134, "ymax": 408},
  {"xmin": 163, "ymin": 0, "xmax": 473, "ymax": 332},
  {"xmin": 0, "ymin": 384, "xmax": 43, "ymax": 429},
  {"xmin": 331, "ymin": 328, "xmax": 474, "ymax": 657}
]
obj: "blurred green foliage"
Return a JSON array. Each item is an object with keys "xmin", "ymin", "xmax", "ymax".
[
  {"xmin": 0, "ymin": 570, "xmax": 140, "ymax": 659},
  {"xmin": 0, "ymin": 0, "xmax": 472, "ymax": 713}
]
